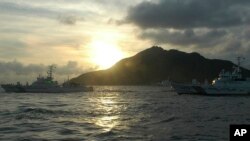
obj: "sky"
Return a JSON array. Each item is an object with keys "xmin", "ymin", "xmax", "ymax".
[{"xmin": 1, "ymin": 0, "xmax": 250, "ymax": 83}]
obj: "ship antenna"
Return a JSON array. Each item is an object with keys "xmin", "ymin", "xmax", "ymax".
[
  {"xmin": 47, "ymin": 65, "xmax": 56, "ymax": 80},
  {"xmin": 236, "ymin": 57, "xmax": 245, "ymax": 74},
  {"xmin": 237, "ymin": 57, "xmax": 245, "ymax": 67}
]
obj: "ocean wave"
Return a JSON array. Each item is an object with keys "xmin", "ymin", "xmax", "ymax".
[
  {"xmin": 14, "ymin": 107, "xmax": 79, "ymax": 120},
  {"xmin": 14, "ymin": 137, "xmax": 85, "ymax": 141},
  {"xmin": 46, "ymin": 104, "xmax": 69, "ymax": 107},
  {"xmin": 206, "ymin": 116, "xmax": 221, "ymax": 121},
  {"xmin": 20, "ymin": 107, "xmax": 55, "ymax": 114},
  {"xmin": 17, "ymin": 107, "xmax": 74, "ymax": 115},
  {"xmin": 151, "ymin": 115, "xmax": 179, "ymax": 125},
  {"xmin": 95, "ymin": 130, "xmax": 116, "ymax": 137},
  {"xmin": 96, "ymin": 89, "xmax": 135, "ymax": 93},
  {"xmin": 0, "ymin": 127, "xmax": 18, "ymax": 133},
  {"xmin": 57, "ymin": 128, "xmax": 80, "ymax": 135},
  {"xmin": 160, "ymin": 116, "xmax": 179, "ymax": 123},
  {"xmin": 13, "ymin": 138, "xmax": 50, "ymax": 141}
]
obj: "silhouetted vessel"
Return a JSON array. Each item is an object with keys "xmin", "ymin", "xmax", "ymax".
[
  {"xmin": 172, "ymin": 57, "xmax": 250, "ymax": 95},
  {"xmin": 1, "ymin": 65, "xmax": 93, "ymax": 93}
]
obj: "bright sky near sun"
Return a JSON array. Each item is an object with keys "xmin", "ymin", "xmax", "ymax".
[
  {"xmin": 87, "ymin": 28, "xmax": 128, "ymax": 69},
  {"xmin": 0, "ymin": 0, "xmax": 149, "ymax": 70},
  {"xmin": 1, "ymin": 0, "xmax": 250, "ymax": 83}
]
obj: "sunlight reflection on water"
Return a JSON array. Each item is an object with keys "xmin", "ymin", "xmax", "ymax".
[
  {"xmin": 90, "ymin": 93, "xmax": 122, "ymax": 132},
  {"xmin": 1, "ymin": 86, "xmax": 247, "ymax": 140},
  {"xmin": 95, "ymin": 115, "xmax": 119, "ymax": 132}
]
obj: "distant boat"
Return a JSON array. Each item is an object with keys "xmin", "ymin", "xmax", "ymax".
[
  {"xmin": 1, "ymin": 65, "xmax": 93, "ymax": 93},
  {"xmin": 153, "ymin": 79, "xmax": 171, "ymax": 87},
  {"xmin": 172, "ymin": 57, "xmax": 250, "ymax": 95},
  {"xmin": 160, "ymin": 80, "xmax": 171, "ymax": 87}
]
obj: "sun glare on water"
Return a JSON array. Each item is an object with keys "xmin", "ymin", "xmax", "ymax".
[{"xmin": 90, "ymin": 40, "xmax": 125, "ymax": 69}]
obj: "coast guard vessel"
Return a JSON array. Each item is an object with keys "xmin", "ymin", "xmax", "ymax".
[
  {"xmin": 172, "ymin": 57, "xmax": 250, "ymax": 95},
  {"xmin": 1, "ymin": 65, "xmax": 93, "ymax": 93}
]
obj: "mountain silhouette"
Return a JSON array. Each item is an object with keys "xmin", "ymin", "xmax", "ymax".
[{"xmin": 71, "ymin": 46, "xmax": 250, "ymax": 85}]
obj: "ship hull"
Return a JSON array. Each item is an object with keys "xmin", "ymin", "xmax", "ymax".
[
  {"xmin": 171, "ymin": 83, "xmax": 250, "ymax": 96},
  {"xmin": 1, "ymin": 85, "xmax": 93, "ymax": 93},
  {"xmin": 25, "ymin": 87, "xmax": 93, "ymax": 93},
  {"xmin": 1, "ymin": 84, "xmax": 26, "ymax": 93},
  {"xmin": 171, "ymin": 83, "xmax": 200, "ymax": 94}
]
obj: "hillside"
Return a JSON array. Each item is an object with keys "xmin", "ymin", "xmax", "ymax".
[{"xmin": 70, "ymin": 46, "xmax": 250, "ymax": 85}]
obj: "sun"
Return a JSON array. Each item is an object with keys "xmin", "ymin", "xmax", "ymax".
[{"xmin": 90, "ymin": 40, "xmax": 125, "ymax": 69}]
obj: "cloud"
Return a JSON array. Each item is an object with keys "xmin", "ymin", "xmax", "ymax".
[
  {"xmin": 58, "ymin": 15, "xmax": 77, "ymax": 25},
  {"xmin": 0, "ymin": 1, "xmax": 85, "ymax": 25},
  {"xmin": 122, "ymin": 0, "xmax": 250, "ymax": 67},
  {"xmin": 0, "ymin": 39, "xmax": 30, "ymax": 59},
  {"xmin": 0, "ymin": 60, "xmax": 87, "ymax": 83},
  {"xmin": 57, "ymin": 14, "xmax": 84, "ymax": 25},
  {"xmin": 0, "ymin": 1, "xmax": 57, "ymax": 19},
  {"xmin": 126, "ymin": 0, "xmax": 250, "ymax": 29},
  {"xmin": 54, "ymin": 61, "xmax": 84, "ymax": 75},
  {"xmin": 140, "ymin": 29, "xmax": 227, "ymax": 47}
]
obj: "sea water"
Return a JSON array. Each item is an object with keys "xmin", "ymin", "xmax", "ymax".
[{"xmin": 0, "ymin": 86, "xmax": 250, "ymax": 141}]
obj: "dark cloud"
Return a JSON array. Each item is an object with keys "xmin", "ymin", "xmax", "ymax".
[
  {"xmin": 126, "ymin": 0, "xmax": 250, "ymax": 29},
  {"xmin": 0, "ymin": 40, "xmax": 29, "ymax": 58},
  {"xmin": 58, "ymin": 14, "xmax": 83, "ymax": 25},
  {"xmin": 0, "ymin": 60, "xmax": 86, "ymax": 83},
  {"xmin": 0, "ymin": 1, "xmax": 85, "ymax": 25},
  {"xmin": 225, "ymin": 40, "xmax": 242, "ymax": 51},
  {"xmin": 0, "ymin": 1, "xmax": 57, "ymax": 19},
  {"xmin": 243, "ymin": 29, "xmax": 250, "ymax": 40},
  {"xmin": 58, "ymin": 15, "xmax": 76, "ymax": 25},
  {"xmin": 140, "ymin": 29, "xmax": 227, "ymax": 47},
  {"xmin": 55, "ymin": 61, "xmax": 83, "ymax": 75},
  {"xmin": 0, "ymin": 61, "xmax": 45, "ymax": 75},
  {"xmin": 124, "ymin": 0, "xmax": 250, "ymax": 66}
]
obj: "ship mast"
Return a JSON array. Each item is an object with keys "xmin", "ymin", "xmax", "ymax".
[
  {"xmin": 234, "ymin": 57, "xmax": 245, "ymax": 78},
  {"xmin": 237, "ymin": 57, "xmax": 245, "ymax": 68},
  {"xmin": 47, "ymin": 65, "xmax": 56, "ymax": 80}
]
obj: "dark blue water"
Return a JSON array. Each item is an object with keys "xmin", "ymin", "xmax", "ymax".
[{"xmin": 0, "ymin": 86, "xmax": 250, "ymax": 141}]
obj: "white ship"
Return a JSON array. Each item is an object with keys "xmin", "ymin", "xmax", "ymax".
[{"xmin": 172, "ymin": 57, "xmax": 250, "ymax": 95}]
